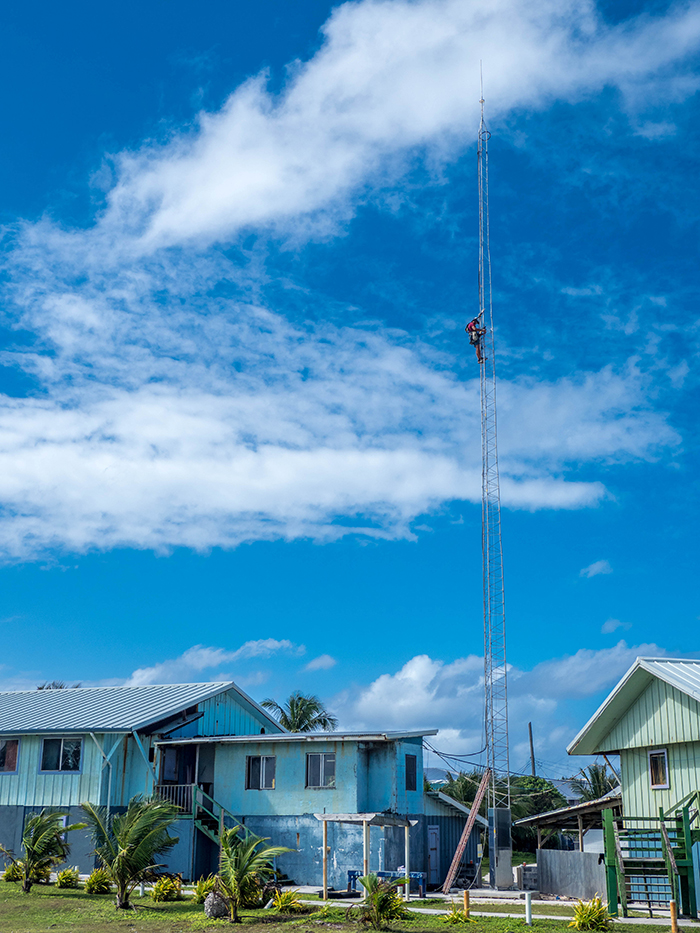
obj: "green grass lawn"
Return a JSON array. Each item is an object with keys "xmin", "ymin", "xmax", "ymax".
[{"xmin": 0, "ymin": 883, "xmax": 646, "ymax": 933}]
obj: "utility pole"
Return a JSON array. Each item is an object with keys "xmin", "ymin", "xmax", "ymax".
[
  {"xmin": 475, "ymin": 74, "xmax": 512, "ymax": 889},
  {"xmin": 528, "ymin": 722, "xmax": 536, "ymax": 777}
]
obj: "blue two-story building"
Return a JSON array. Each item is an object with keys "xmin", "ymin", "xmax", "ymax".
[{"xmin": 0, "ymin": 681, "xmax": 482, "ymax": 889}]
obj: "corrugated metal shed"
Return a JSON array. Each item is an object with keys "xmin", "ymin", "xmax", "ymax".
[
  {"xmin": 568, "ymin": 658, "xmax": 700, "ymax": 756},
  {"xmin": 0, "ymin": 682, "xmax": 237, "ymax": 734}
]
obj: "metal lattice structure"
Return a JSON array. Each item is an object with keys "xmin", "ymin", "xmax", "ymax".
[{"xmin": 477, "ymin": 94, "xmax": 510, "ymax": 813}]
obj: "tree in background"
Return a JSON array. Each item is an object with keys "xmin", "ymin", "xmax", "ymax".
[
  {"xmin": 81, "ymin": 797, "xmax": 180, "ymax": 909},
  {"xmin": 569, "ymin": 762, "xmax": 619, "ymax": 801},
  {"xmin": 439, "ymin": 770, "xmax": 567, "ymax": 852},
  {"xmin": 0, "ymin": 810, "xmax": 86, "ymax": 893},
  {"xmin": 261, "ymin": 691, "xmax": 338, "ymax": 732},
  {"xmin": 36, "ymin": 681, "xmax": 81, "ymax": 690}
]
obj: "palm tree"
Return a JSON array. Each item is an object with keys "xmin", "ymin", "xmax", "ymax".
[
  {"xmin": 81, "ymin": 796, "xmax": 180, "ymax": 909},
  {"xmin": 261, "ymin": 691, "xmax": 338, "ymax": 732},
  {"xmin": 0, "ymin": 810, "xmax": 85, "ymax": 893},
  {"xmin": 36, "ymin": 681, "xmax": 81, "ymax": 690},
  {"xmin": 569, "ymin": 762, "xmax": 619, "ymax": 801},
  {"xmin": 217, "ymin": 826, "xmax": 292, "ymax": 922}
]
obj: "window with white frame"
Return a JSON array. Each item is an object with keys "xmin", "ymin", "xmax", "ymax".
[
  {"xmin": 0, "ymin": 739, "xmax": 19, "ymax": 773},
  {"xmin": 246, "ymin": 755, "xmax": 276, "ymax": 789},
  {"xmin": 648, "ymin": 749, "xmax": 669, "ymax": 789},
  {"xmin": 306, "ymin": 753, "xmax": 335, "ymax": 788},
  {"xmin": 41, "ymin": 737, "xmax": 82, "ymax": 772}
]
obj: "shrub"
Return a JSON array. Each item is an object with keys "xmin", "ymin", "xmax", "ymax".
[
  {"xmin": 32, "ymin": 865, "xmax": 52, "ymax": 884},
  {"xmin": 85, "ymin": 867, "xmax": 112, "ymax": 894},
  {"xmin": 441, "ymin": 902, "xmax": 477, "ymax": 924},
  {"xmin": 2, "ymin": 861, "xmax": 50, "ymax": 884},
  {"xmin": 56, "ymin": 866, "xmax": 80, "ymax": 889},
  {"xmin": 151, "ymin": 876, "xmax": 181, "ymax": 902},
  {"xmin": 272, "ymin": 888, "xmax": 306, "ymax": 913},
  {"xmin": 568, "ymin": 895, "xmax": 614, "ymax": 931},
  {"xmin": 357, "ymin": 874, "xmax": 410, "ymax": 929},
  {"xmin": 2, "ymin": 861, "xmax": 22, "ymax": 882},
  {"xmin": 192, "ymin": 874, "xmax": 216, "ymax": 904}
]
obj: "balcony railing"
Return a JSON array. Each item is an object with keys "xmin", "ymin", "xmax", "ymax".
[{"xmin": 154, "ymin": 784, "xmax": 194, "ymax": 812}]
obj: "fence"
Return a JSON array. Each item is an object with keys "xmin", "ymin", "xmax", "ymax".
[{"xmin": 538, "ymin": 849, "xmax": 607, "ymax": 900}]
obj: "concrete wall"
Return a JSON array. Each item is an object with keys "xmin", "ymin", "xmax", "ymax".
[{"xmin": 538, "ymin": 849, "xmax": 606, "ymax": 900}]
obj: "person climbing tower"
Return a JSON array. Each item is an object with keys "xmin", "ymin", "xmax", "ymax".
[{"xmin": 466, "ymin": 317, "xmax": 486, "ymax": 363}]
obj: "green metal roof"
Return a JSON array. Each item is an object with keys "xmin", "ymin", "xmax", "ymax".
[
  {"xmin": 567, "ymin": 657, "xmax": 700, "ymax": 756},
  {"xmin": 0, "ymin": 682, "xmax": 257, "ymax": 734}
]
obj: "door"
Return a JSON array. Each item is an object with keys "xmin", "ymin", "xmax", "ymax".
[{"xmin": 428, "ymin": 825, "xmax": 440, "ymax": 886}]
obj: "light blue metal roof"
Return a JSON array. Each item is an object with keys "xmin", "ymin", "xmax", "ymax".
[
  {"xmin": 0, "ymin": 682, "xmax": 236, "ymax": 734},
  {"xmin": 567, "ymin": 657, "xmax": 700, "ymax": 756}
]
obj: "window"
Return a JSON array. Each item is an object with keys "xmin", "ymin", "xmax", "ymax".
[
  {"xmin": 40, "ymin": 738, "xmax": 81, "ymax": 772},
  {"xmin": 306, "ymin": 753, "xmax": 335, "ymax": 788},
  {"xmin": 0, "ymin": 739, "xmax": 18, "ymax": 773},
  {"xmin": 246, "ymin": 755, "xmax": 276, "ymax": 789},
  {"xmin": 405, "ymin": 754, "xmax": 417, "ymax": 792},
  {"xmin": 649, "ymin": 749, "xmax": 669, "ymax": 789}
]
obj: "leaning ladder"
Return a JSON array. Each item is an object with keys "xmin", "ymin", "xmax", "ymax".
[{"xmin": 442, "ymin": 769, "xmax": 491, "ymax": 893}]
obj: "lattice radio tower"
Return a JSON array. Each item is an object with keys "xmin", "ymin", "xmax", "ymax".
[{"xmin": 477, "ymin": 86, "xmax": 511, "ymax": 818}]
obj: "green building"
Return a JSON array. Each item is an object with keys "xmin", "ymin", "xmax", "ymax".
[{"xmin": 568, "ymin": 657, "xmax": 700, "ymax": 917}]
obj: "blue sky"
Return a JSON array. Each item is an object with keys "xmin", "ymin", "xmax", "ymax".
[{"xmin": 1, "ymin": 0, "xmax": 699, "ymax": 777}]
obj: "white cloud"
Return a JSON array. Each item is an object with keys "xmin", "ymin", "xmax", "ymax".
[
  {"xmin": 124, "ymin": 639, "xmax": 304, "ymax": 686},
  {"xmin": 0, "ymin": 0, "xmax": 688, "ymax": 559},
  {"xmin": 580, "ymin": 559, "xmax": 613, "ymax": 578},
  {"xmin": 334, "ymin": 640, "xmax": 669, "ymax": 768},
  {"xmin": 0, "ymin": 297, "xmax": 677, "ymax": 557},
  {"xmin": 75, "ymin": 0, "xmax": 700, "ymax": 253},
  {"xmin": 305, "ymin": 654, "xmax": 337, "ymax": 671},
  {"xmin": 601, "ymin": 617, "xmax": 632, "ymax": 634}
]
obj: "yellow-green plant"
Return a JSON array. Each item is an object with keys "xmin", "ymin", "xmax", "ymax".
[
  {"xmin": 2, "ymin": 861, "xmax": 23, "ymax": 882},
  {"xmin": 273, "ymin": 888, "xmax": 306, "ymax": 913},
  {"xmin": 568, "ymin": 895, "xmax": 614, "ymax": 931},
  {"xmin": 441, "ymin": 902, "xmax": 477, "ymax": 924},
  {"xmin": 192, "ymin": 874, "xmax": 216, "ymax": 903},
  {"xmin": 85, "ymin": 867, "xmax": 112, "ymax": 894},
  {"xmin": 358, "ymin": 874, "xmax": 410, "ymax": 929},
  {"xmin": 56, "ymin": 866, "xmax": 80, "ymax": 889},
  {"xmin": 151, "ymin": 876, "xmax": 180, "ymax": 901}
]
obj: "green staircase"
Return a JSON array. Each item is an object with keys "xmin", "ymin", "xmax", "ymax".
[
  {"xmin": 604, "ymin": 793, "xmax": 700, "ymax": 918},
  {"xmin": 192, "ymin": 785, "xmax": 240, "ymax": 845}
]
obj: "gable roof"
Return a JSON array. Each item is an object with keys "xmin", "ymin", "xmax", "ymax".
[
  {"xmin": 567, "ymin": 658, "xmax": 700, "ymax": 756},
  {"xmin": 0, "ymin": 682, "xmax": 278, "ymax": 734},
  {"xmin": 425, "ymin": 790, "xmax": 489, "ymax": 827}
]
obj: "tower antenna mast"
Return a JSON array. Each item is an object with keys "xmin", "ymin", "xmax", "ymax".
[{"xmin": 475, "ymin": 70, "xmax": 512, "ymax": 887}]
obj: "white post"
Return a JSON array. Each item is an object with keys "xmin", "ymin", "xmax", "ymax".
[
  {"xmin": 525, "ymin": 891, "xmax": 532, "ymax": 925},
  {"xmin": 404, "ymin": 824, "xmax": 410, "ymax": 902},
  {"xmin": 363, "ymin": 820, "xmax": 369, "ymax": 877},
  {"xmin": 323, "ymin": 819, "xmax": 328, "ymax": 901}
]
